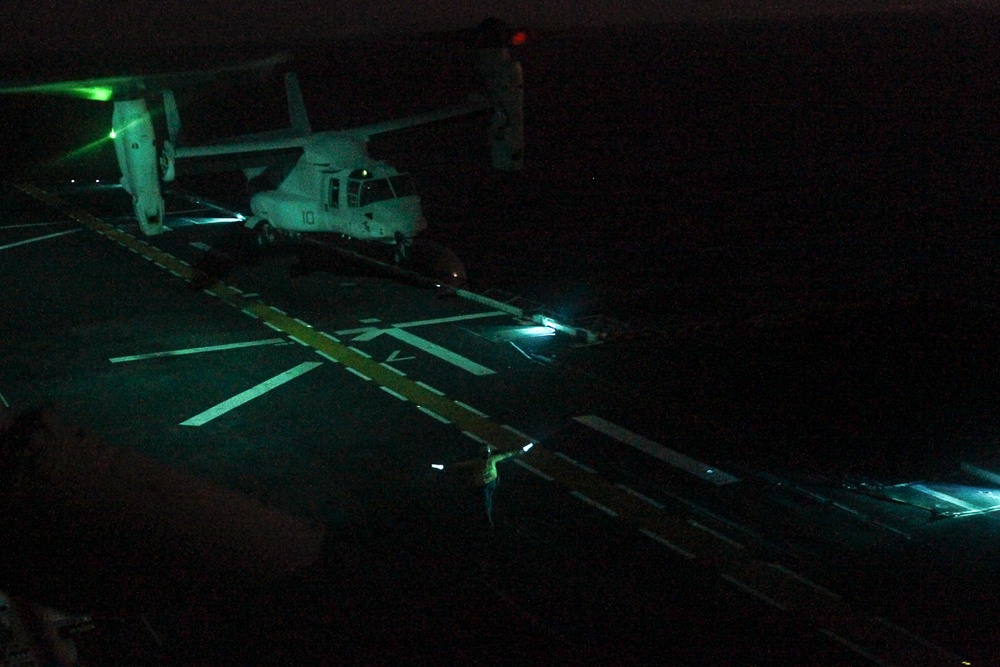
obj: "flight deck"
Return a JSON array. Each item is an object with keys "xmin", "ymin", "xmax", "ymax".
[{"xmin": 2, "ymin": 180, "xmax": 996, "ymax": 665}]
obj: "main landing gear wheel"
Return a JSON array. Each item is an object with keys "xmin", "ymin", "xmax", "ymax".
[{"xmin": 257, "ymin": 222, "xmax": 278, "ymax": 247}]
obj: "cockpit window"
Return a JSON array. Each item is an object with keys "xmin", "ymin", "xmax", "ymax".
[
  {"xmin": 346, "ymin": 172, "xmax": 419, "ymax": 207},
  {"xmin": 389, "ymin": 174, "xmax": 417, "ymax": 198},
  {"xmin": 359, "ymin": 178, "xmax": 394, "ymax": 207}
]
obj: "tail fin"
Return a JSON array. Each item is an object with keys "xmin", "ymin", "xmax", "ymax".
[{"xmin": 285, "ymin": 73, "xmax": 311, "ymax": 136}]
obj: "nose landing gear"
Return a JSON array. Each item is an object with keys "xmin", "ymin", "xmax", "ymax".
[
  {"xmin": 393, "ymin": 231, "xmax": 412, "ymax": 264},
  {"xmin": 256, "ymin": 221, "xmax": 278, "ymax": 247}
]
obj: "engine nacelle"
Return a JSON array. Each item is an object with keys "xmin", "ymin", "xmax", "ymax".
[
  {"xmin": 478, "ymin": 47, "xmax": 524, "ymax": 171},
  {"xmin": 112, "ymin": 99, "xmax": 165, "ymax": 235}
]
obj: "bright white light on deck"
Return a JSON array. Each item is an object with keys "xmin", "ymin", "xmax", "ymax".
[
  {"xmin": 522, "ymin": 442, "xmax": 534, "ymax": 452},
  {"xmin": 189, "ymin": 217, "xmax": 244, "ymax": 225},
  {"xmin": 520, "ymin": 326, "xmax": 555, "ymax": 337},
  {"xmin": 431, "ymin": 464, "xmax": 444, "ymax": 470}
]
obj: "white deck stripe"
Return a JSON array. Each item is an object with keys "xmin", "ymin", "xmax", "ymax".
[
  {"xmin": 688, "ymin": 520, "xmax": 744, "ymax": 549},
  {"xmin": 874, "ymin": 617, "xmax": 966, "ymax": 659},
  {"xmin": 315, "ymin": 351, "xmax": 340, "ymax": 363},
  {"xmin": 453, "ymin": 400, "xmax": 488, "ymax": 417},
  {"xmin": 501, "ymin": 424, "xmax": 535, "ymax": 443},
  {"xmin": 0, "ymin": 228, "xmax": 81, "ymax": 251},
  {"xmin": 348, "ymin": 346, "xmax": 372, "ymax": 358},
  {"xmin": 767, "ymin": 563, "xmax": 841, "ymax": 600},
  {"xmin": 616, "ymin": 484, "xmax": 666, "ymax": 509},
  {"xmin": 180, "ymin": 361, "xmax": 322, "ymax": 426},
  {"xmin": 345, "ymin": 367, "xmax": 372, "ymax": 381},
  {"xmin": 819, "ymin": 630, "xmax": 891, "ymax": 666},
  {"xmin": 910, "ymin": 484, "xmax": 980, "ymax": 511},
  {"xmin": 555, "ymin": 452, "xmax": 597, "ymax": 473},
  {"xmin": 391, "ymin": 311, "xmax": 507, "ymax": 328},
  {"xmin": 720, "ymin": 574, "xmax": 787, "ymax": 611},
  {"xmin": 417, "ymin": 406, "xmax": 451, "ymax": 424},
  {"xmin": 415, "ymin": 381, "xmax": 445, "ymax": 395},
  {"xmin": 570, "ymin": 491, "xmax": 619, "ymax": 517},
  {"xmin": 1, "ymin": 221, "xmax": 77, "ymax": 229},
  {"xmin": 574, "ymin": 415, "xmax": 739, "ymax": 485},
  {"xmin": 380, "ymin": 386, "xmax": 408, "ymax": 401},
  {"xmin": 110, "ymin": 338, "xmax": 286, "ymax": 363},
  {"xmin": 462, "ymin": 431, "xmax": 492, "ymax": 446},
  {"xmin": 383, "ymin": 327, "xmax": 495, "ymax": 375},
  {"xmin": 639, "ymin": 528, "xmax": 695, "ymax": 559},
  {"xmin": 513, "ymin": 459, "xmax": 554, "ymax": 481}
]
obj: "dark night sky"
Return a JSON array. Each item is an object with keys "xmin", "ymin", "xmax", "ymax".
[{"xmin": 0, "ymin": 0, "xmax": 992, "ymax": 54}]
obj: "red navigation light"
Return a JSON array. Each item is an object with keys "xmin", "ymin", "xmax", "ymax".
[{"xmin": 509, "ymin": 30, "xmax": 528, "ymax": 46}]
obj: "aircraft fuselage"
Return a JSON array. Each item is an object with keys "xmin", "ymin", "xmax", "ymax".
[{"xmin": 247, "ymin": 134, "xmax": 427, "ymax": 243}]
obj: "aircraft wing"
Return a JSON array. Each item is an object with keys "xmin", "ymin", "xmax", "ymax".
[
  {"xmin": 173, "ymin": 101, "xmax": 488, "ymax": 159},
  {"xmin": 173, "ymin": 135, "xmax": 307, "ymax": 160},
  {"xmin": 169, "ymin": 100, "xmax": 491, "ymax": 176},
  {"xmin": 342, "ymin": 101, "xmax": 491, "ymax": 141}
]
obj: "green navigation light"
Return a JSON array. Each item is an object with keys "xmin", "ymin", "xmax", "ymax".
[
  {"xmin": 70, "ymin": 86, "xmax": 114, "ymax": 102},
  {"xmin": 109, "ymin": 129, "xmax": 117, "ymax": 139}
]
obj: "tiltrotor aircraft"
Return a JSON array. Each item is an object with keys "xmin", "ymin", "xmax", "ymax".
[{"xmin": 4, "ymin": 20, "xmax": 525, "ymax": 260}]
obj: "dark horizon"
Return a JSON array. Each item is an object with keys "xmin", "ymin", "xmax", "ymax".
[{"xmin": 0, "ymin": 0, "xmax": 994, "ymax": 56}]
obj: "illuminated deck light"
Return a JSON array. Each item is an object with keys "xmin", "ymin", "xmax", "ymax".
[{"xmin": 520, "ymin": 325, "xmax": 555, "ymax": 337}]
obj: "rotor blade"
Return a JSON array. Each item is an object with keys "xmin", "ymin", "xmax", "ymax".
[{"xmin": 0, "ymin": 53, "xmax": 290, "ymax": 101}]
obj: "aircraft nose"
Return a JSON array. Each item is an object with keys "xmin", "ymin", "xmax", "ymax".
[{"xmin": 376, "ymin": 199, "xmax": 426, "ymax": 240}]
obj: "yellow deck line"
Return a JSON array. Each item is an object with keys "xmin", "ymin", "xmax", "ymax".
[{"xmin": 14, "ymin": 182, "xmax": 968, "ymax": 666}]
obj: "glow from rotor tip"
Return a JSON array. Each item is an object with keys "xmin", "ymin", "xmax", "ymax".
[
  {"xmin": 432, "ymin": 464, "xmax": 444, "ymax": 470},
  {"xmin": 75, "ymin": 86, "xmax": 114, "ymax": 102},
  {"xmin": 522, "ymin": 443, "xmax": 534, "ymax": 451},
  {"xmin": 54, "ymin": 85, "xmax": 114, "ymax": 101}
]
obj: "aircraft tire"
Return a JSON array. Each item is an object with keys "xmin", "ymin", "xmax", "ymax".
[{"xmin": 257, "ymin": 222, "xmax": 278, "ymax": 246}]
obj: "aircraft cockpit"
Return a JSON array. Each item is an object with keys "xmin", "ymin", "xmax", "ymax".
[{"xmin": 346, "ymin": 169, "xmax": 418, "ymax": 208}]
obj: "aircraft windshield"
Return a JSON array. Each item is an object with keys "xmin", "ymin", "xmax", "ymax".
[
  {"xmin": 389, "ymin": 174, "xmax": 417, "ymax": 198},
  {"xmin": 348, "ymin": 173, "xmax": 418, "ymax": 207},
  {"xmin": 359, "ymin": 178, "xmax": 394, "ymax": 207}
]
